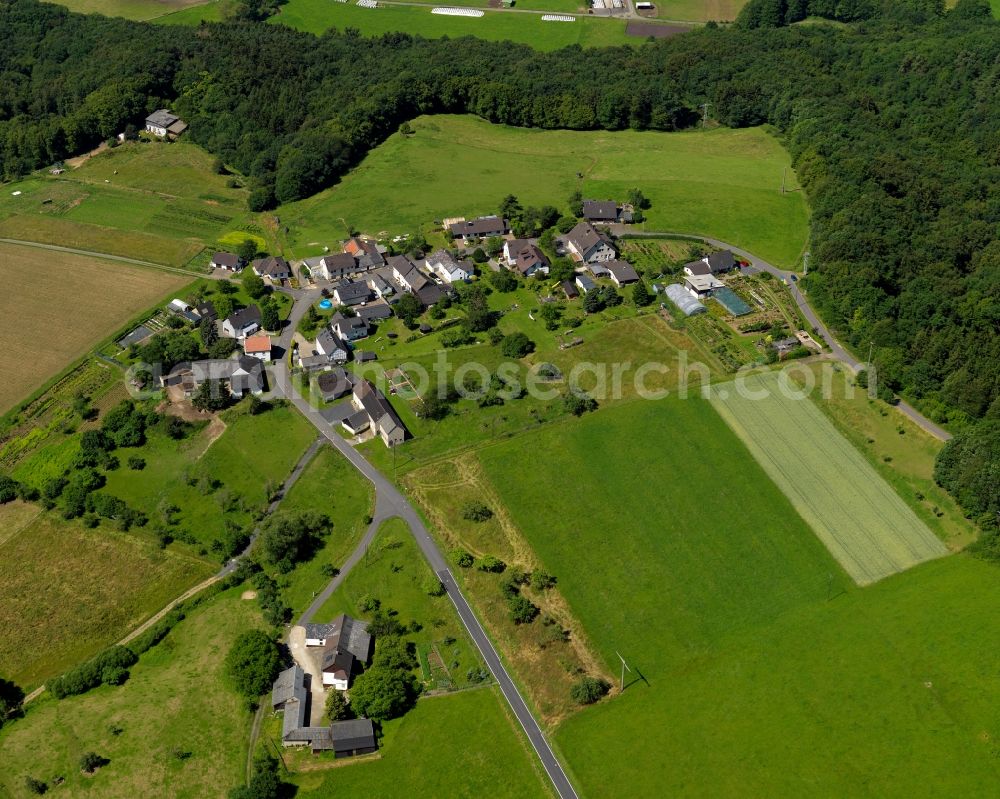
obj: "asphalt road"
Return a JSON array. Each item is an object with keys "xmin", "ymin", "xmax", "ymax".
[
  {"xmin": 271, "ymin": 291, "xmax": 579, "ymax": 799},
  {"xmin": 616, "ymin": 228, "xmax": 952, "ymax": 441}
]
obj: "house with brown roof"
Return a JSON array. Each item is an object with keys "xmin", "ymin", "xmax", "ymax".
[
  {"xmin": 344, "ymin": 237, "xmax": 386, "ymax": 269},
  {"xmin": 252, "ymin": 256, "xmax": 292, "ymax": 283},
  {"xmin": 605, "ymin": 260, "xmax": 640, "ymax": 287},
  {"xmin": 449, "ymin": 215, "xmax": 509, "ymax": 242},
  {"xmin": 304, "ymin": 614, "xmax": 373, "ymax": 689},
  {"xmin": 581, "ymin": 200, "xmax": 620, "ymax": 224},
  {"xmin": 210, "ymin": 251, "xmax": 242, "ymax": 271},
  {"xmin": 511, "ymin": 243, "xmax": 550, "ymax": 277}
]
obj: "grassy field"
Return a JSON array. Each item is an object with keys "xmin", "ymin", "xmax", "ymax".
[
  {"xmin": 0, "ymin": 589, "xmax": 262, "ymax": 799},
  {"xmin": 710, "ymin": 370, "xmax": 947, "ymax": 584},
  {"xmin": 0, "ymin": 141, "xmax": 259, "ymax": 267},
  {"xmin": 274, "ymin": 443, "xmax": 374, "ymax": 613},
  {"xmin": 0, "ymin": 501, "xmax": 212, "ymax": 689},
  {"xmin": 314, "ymin": 518, "xmax": 485, "ymax": 692},
  {"xmin": 47, "ymin": 0, "xmax": 209, "ymax": 19},
  {"xmin": 280, "ymin": 116, "xmax": 808, "ymax": 267},
  {"xmin": 470, "ymin": 398, "xmax": 1000, "ymax": 796},
  {"xmin": 291, "ymin": 687, "xmax": 551, "ymax": 798},
  {"xmin": 0, "ymin": 241, "xmax": 188, "ymax": 414}
]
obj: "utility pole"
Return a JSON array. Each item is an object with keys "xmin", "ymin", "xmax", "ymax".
[
  {"xmin": 781, "ymin": 166, "xmax": 787, "ymax": 194},
  {"xmin": 700, "ymin": 103, "xmax": 710, "ymax": 127},
  {"xmin": 803, "ymin": 251, "xmax": 810, "ymax": 275},
  {"xmin": 615, "ymin": 651, "xmax": 631, "ymax": 692}
]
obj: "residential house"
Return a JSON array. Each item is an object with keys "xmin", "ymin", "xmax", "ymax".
[
  {"xmin": 243, "ymin": 334, "xmax": 272, "ymax": 361},
  {"xmin": 304, "ymin": 253, "xmax": 362, "ymax": 282},
  {"xmin": 426, "ymin": 250, "xmax": 472, "ymax": 284},
  {"xmin": 564, "ymin": 221, "xmax": 617, "ymax": 264},
  {"xmin": 299, "ymin": 353, "xmax": 330, "ymax": 371},
  {"xmin": 503, "ymin": 238, "xmax": 530, "ymax": 266},
  {"xmin": 342, "ymin": 379, "xmax": 407, "ymax": 447},
  {"xmin": 175, "ymin": 355, "xmax": 265, "ymax": 399},
  {"xmin": 315, "ymin": 328, "xmax": 348, "ymax": 364},
  {"xmin": 511, "ymin": 244, "xmax": 549, "ymax": 277},
  {"xmin": 684, "ymin": 274, "xmax": 724, "ymax": 298},
  {"xmin": 332, "ymin": 281, "xmax": 371, "ymax": 307},
  {"xmin": 367, "ymin": 273, "xmax": 395, "ymax": 299},
  {"xmin": 304, "ymin": 615, "xmax": 373, "ymax": 688},
  {"xmin": 252, "ymin": 256, "xmax": 292, "ymax": 284},
  {"xmin": 330, "ymin": 312, "xmax": 369, "ymax": 342},
  {"xmin": 355, "ymin": 302, "xmax": 393, "ymax": 324},
  {"xmin": 145, "ymin": 109, "xmax": 187, "ymax": 139},
  {"xmin": 415, "ymin": 283, "xmax": 446, "ymax": 308},
  {"xmin": 581, "ymin": 200, "xmax": 619, "ymax": 224},
  {"xmin": 222, "ymin": 305, "xmax": 261, "ymax": 339},
  {"xmin": 448, "ymin": 215, "xmax": 508, "ymax": 242},
  {"xmin": 605, "ymin": 260, "xmax": 639, "ymax": 287},
  {"xmin": 586, "ymin": 262, "xmax": 610, "ymax": 279},
  {"xmin": 390, "ymin": 256, "xmax": 430, "ymax": 294},
  {"xmin": 316, "ymin": 368, "xmax": 353, "ymax": 402},
  {"xmin": 575, "ymin": 274, "xmax": 596, "ymax": 294},
  {"xmin": 196, "ymin": 300, "xmax": 217, "ymax": 321},
  {"xmin": 210, "ymin": 252, "xmax": 242, "ymax": 272},
  {"xmin": 773, "ymin": 336, "xmax": 801, "ymax": 358},
  {"xmin": 343, "ymin": 237, "xmax": 386, "ymax": 269},
  {"xmin": 684, "ymin": 250, "xmax": 738, "ymax": 277}
]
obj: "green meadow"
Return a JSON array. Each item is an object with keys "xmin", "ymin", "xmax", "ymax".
[
  {"xmin": 0, "ymin": 589, "xmax": 262, "ymax": 799},
  {"xmin": 280, "ymin": 115, "xmax": 808, "ymax": 268},
  {"xmin": 475, "ymin": 398, "xmax": 1000, "ymax": 796}
]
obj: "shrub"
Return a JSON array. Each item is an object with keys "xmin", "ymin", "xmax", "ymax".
[
  {"xmin": 127, "ymin": 456, "xmax": 145, "ymax": 470},
  {"xmin": 477, "ymin": 555, "xmax": 506, "ymax": 573},
  {"xmin": 571, "ymin": 676, "xmax": 611, "ymax": 705},
  {"xmin": 500, "ymin": 332, "xmax": 535, "ymax": 359},
  {"xmin": 224, "ymin": 630, "xmax": 281, "ymax": 699},
  {"xmin": 79, "ymin": 751, "xmax": 107, "ymax": 773},
  {"xmin": 451, "ymin": 549, "xmax": 474, "ymax": 568},
  {"xmin": 423, "ymin": 577, "xmax": 446, "ymax": 597},
  {"xmin": 507, "ymin": 594, "xmax": 540, "ymax": 624},
  {"xmin": 532, "ymin": 571, "xmax": 557, "ymax": 590},
  {"xmin": 24, "ymin": 776, "xmax": 47, "ymax": 795},
  {"xmin": 462, "ymin": 501, "xmax": 494, "ymax": 522}
]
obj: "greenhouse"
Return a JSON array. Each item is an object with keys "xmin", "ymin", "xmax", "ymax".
[
  {"xmin": 713, "ymin": 286, "xmax": 752, "ymax": 316},
  {"xmin": 665, "ymin": 284, "xmax": 707, "ymax": 316}
]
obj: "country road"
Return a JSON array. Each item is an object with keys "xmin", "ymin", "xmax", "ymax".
[
  {"xmin": 271, "ymin": 289, "xmax": 579, "ymax": 799},
  {"xmin": 615, "ymin": 228, "xmax": 952, "ymax": 441}
]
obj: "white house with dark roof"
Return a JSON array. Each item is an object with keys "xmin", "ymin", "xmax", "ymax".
[
  {"xmin": 684, "ymin": 250, "xmax": 738, "ymax": 277},
  {"xmin": 390, "ymin": 257, "xmax": 430, "ymax": 294},
  {"xmin": 342, "ymin": 379, "xmax": 407, "ymax": 447},
  {"xmin": 332, "ymin": 280, "xmax": 371, "ymax": 306},
  {"xmin": 173, "ymin": 355, "xmax": 265, "ymax": 399},
  {"xmin": 330, "ymin": 312, "xmax": 369, "ymax": 342},
  {"xmin": 304, "ymin": 614, "xmax": 373, "ymax": 688},
  {"xmin": 210, "ymin": 251, "xmax": 242, "ymax": 271},
  {"xmin": 314, "ymin": 328, "xmax": 348, "ymax": 364},
  {"xmin": 565, "ymin": 221, "xmax": 616, "ymax": 264},
  {"xmin": 581, "ymin": 199, "xmax": 620, "ymax": 224},
  {"xmin": 222, "ymin": 305, "xmax": 261, "ymax": 339},
  {"xmin": 605, "ymin": 260, "xmax": 639, "ymax": 287},
  {"xmin": 252, "ymin": 256, "xmax": 291, "ymax": 283},
  {"xmin": 426, "ymin": 250, "xmax": 471, "ymax": 284},
  {"xmin": 145, "ymin": 109, "xmax": 187, "ymax": 138}
]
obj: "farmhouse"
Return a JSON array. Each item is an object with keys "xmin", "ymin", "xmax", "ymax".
[
  {"xmin": 332, "ymin": 280, "xmax": 372, "ymax": 307},
  {"xmin": 565, "ymin": 221, "xmax": 617, "ymax": 264},
  {"xmin": 605, "ymin": 260, "xmax": 639, "ymax": 287},
  {"xmin": 449, "ymin": 215, "xmax": 508, "ymax": 242},
  {"xmin": 210, "ymin": 251, "xmax": 242, "ymax": 271},
  {"xmin": 252, "ymin": 256, "xmax": 292, "ymax": 284},
  {"xmin": 426, "ymin": 250, "xmax": 472, "ymax": 283},
  {"xmin": 314, "ymin": 328, "xmax": 349, "ymax": 364},
  {"xmin": 684, "ymin": 250, "xmax": 738, "ymax": 277},
  {"xmin": 145, "ymin": 109, "xmax": 187, "ymax": 139},
  {"xmin": 330, "ymin": 312, "xmax": 369, "ymax": 342},
  {"xmin": 304, "ymin": 614, "xmax": 373, "ymax": 689},
  {"xmin": 272, "ymin": 665, "xmax": 377, "ymax": 756},
  {"xmin": 581, "ymin": 200, "xmax": 620, "ymax": 224},
  {"xmin": 222, "ymin": 305, "xmax": 261, "ymax": 339},
  {"xmin": 342, "ymin": 379, "xmax": 407, "ymax": 447},
  {"xmin": 243, "ymin": 334, "xmax": 272, "ymax": 361},
  {"xmin": 316, "ymin": 368, "xmax": 353, "ymax": 402},
  {"xmin": 344, "ymin": 237, "xmax": 386, "ymax": 269}
]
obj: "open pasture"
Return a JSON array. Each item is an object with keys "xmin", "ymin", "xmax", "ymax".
[
  {"xmin": 0, "ymin": 502, "xmax": 212, "ymax": 689},
  {"xmin": 0, "ymin": 590, "xmax": 260, "ymax": 799},
  {"xmin": 0, "ymin": 241, "xmax": 188, "ymax": 414},
  {"xmin": 280, "ymin": 115, "xmax": 808, "ymax": 268},
  {"xmin": 709, "ymin": 370, "xmax": 947, "ymax": 584}
]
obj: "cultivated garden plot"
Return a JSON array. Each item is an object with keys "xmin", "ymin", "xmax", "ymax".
[{"xmin": 709, "ymin": 371, "xmax": 947, "ymax": 584}]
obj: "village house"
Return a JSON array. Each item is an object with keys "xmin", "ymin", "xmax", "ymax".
[
  {"xmin": 304, "ymin": 614, "xmax": 373, "ymax": 689},
  {"xmin": 314, "ymin": 327, "xmax": 349, "ymax": 364},
  {"xmin": 344, "ymin": 237, "xmax": 386, "ymax": 269},
  {"xmin": 299, "ymin": 352, "xmax": 331, "ymax": 371},
  {"xmin": 390, "ymin": 256, "xmax": 430, "ymax": 294},
  {"xmin": 243, "ymin": 334, "xmax": 272, "ymax": 361},
  {"xmin": 222, "ymin": 305, "xmax": 261, "ymax": 339},
  {"xmin": 302, "ymin": 253, "xmax": 359, "ymax": 282},
  {"xmin": 210, "ymin": 251, "xmax": 242, "ymax": 271},
  {"xmin": 449, "ymin": 215, "xmax": 508, "ymax": 242},
  {"xmin": 605, "ymin": 260, "xmax": 640, "ymax": 287},
  {"xmin": 316, "ymin": 368, "xmax": 353, "ymax": 402},
  {"xmin": 426, "ymin": 250, "xmax": 472, "ymax": 284},
  {"xmin": 166, "ymin": 355, "xmax": 265, "ymax": 399},
  {"xmin": 342, "ymin": 379, "xmax": 407, "ymax": 447},
  {"xmin": 330, "ymin": 312, "xmax": 369, "ymax": 342},
  {"xmin": 252, "ymin": 256, "xmax": 292, "ymax": 284},
  {"xmin": 355, "ymin": 302, "xmax": 393, "ymax": 325},
  {"xmin": 684, "ymin": 274, "xmax": 725, "ymax": 299},
  {"xmin": 511, "ymin": 243, "xmax": 549, "ymax": 277},
  {"xmin": 684, "ymin": 250, "xmax": 738, "ymax": 277},
  {"xmin": 144, "ymin": 109, "xmax": 187, "ymax": 139},
  {"xmin": 332, "ymin": 280, "xmax": 372, "ymax": 307},
  {"xmin": 564, "ymin": 221, "xmax": 617, "ymax": 264},
  {"xmin": 581, "ymin": 199, "xmax": 620, "ymax": 224},
  {"xmin": 367, "ymin": 273, "xmax": 395, "ymax": 299},
  {"xmin": 196, "ymin": 300, "xmax": 217, "ymax": 321}
]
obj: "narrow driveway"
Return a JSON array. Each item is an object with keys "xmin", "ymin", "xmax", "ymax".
[{"xmin": 616, "ymin": 228, "xmax": 952, "ymax": 441}]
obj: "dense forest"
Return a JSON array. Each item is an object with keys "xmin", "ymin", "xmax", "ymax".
[{"xmin": 0, "ymin": 0, "xmax": 998, "ymax": 529}]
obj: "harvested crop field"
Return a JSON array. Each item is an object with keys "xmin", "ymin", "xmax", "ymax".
[
  {"xmin": 0, "ymin": 241, "xmax": 188, "ymax": 413},
  {"xmin": 709, "ymin": 371, "xmax": 947, "ymax": 584}
]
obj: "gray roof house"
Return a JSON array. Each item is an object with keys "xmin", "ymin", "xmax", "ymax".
[
  {"xmin": 330, "ymin": 312, "xmax": 369, "ymax": 342},
  {"xmin": 343, "ymin": 379, "xmax": 407, "ymax": 447},
  {"xmin": 355, "ymin": 302, "xmax": 393, "ymax": 324},
  {"xmin": 575, "ymin": 274, "xmax": 596, "ymax": 293},
  {"xmin": 222, "ymin": 305, "xmax": 261, "ymax": 339},
  {"xmin": 332, "ymin": 280, "xmax": 371, "ymax": 306},
  {"xmin": 315, "ymin": 327, "xmax": 348, "ymax": 364},
  {"xmin": 184, "ymin": 355, "xmax": 265, "ymax": 399},
  {"xmin": 685, "ymin": 250, "xmax": 738, "ymax": 277},
  {"xmin": 272, "ymin": 664, "xmax": 306, "ymax": 710},
  {"xmin": 316, "ymin": 368, "xmax": 353, "ymax": 402},
  {"xmin": 565, "ymin": 221, "xmax": 616, "ymax": 264},
  {"xmin": 145, "ymin": 109, "xmax": 187, "ymax": 138},
  {"xmin": 210, "ymin": 251, "xmax": 242, "ymax": 271},
  {"xmin": 449, "ymin": 215, "xmax": 509, "ymax": 241},
  {"xmin": 581, "ymin": 200, "xmax": 619, "ymax": 223},
  {"xmin": 605, "ymin": 260, "xmax": 640, "ymax": 287},
  {"xmin": 252, "ymin": 256, "xmax": 292, "ymax": 283}
]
